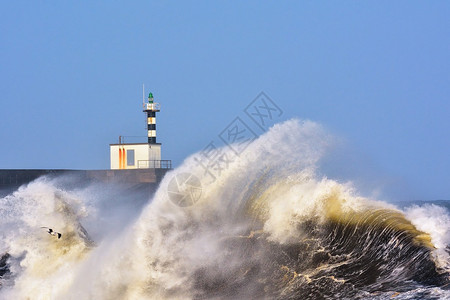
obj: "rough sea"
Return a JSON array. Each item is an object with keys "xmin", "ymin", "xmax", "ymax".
[{"xmin": 1, "ymin": 120, "xmax": 449, "ymax": 299}]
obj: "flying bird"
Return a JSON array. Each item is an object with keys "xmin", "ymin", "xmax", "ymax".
[{"xmin": 41, "ymin": 227, "xmax": 62, "ymax": 239}]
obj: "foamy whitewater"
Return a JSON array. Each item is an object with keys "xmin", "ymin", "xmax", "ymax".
[{"xmin": 0, "ymin": 120, "xmax": 449, "ymax": 299}]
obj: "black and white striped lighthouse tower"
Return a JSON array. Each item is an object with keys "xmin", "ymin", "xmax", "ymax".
[{"xmin": 143, "ymin": 92, "xmax": 160, "ymax": 144}]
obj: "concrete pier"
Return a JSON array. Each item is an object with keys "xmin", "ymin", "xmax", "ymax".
[{"xmin": 0, "ymin": 168, "xmax": 171, "ymax": 196}]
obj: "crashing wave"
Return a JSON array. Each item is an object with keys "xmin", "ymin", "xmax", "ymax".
[{"xmin": 0, "ymin": 119, "xmax": 448, "ymax": 299}]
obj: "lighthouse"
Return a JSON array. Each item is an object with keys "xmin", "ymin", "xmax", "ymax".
[
  {"xmin": 144, "ymin": 92, "xmax": 159, "ymax": 144},
  {"xmin": 109, "ymin": 91, "xmax": 170, "ymax": 170}
]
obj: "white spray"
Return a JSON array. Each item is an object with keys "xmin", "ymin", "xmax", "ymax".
[{"xmin": 0, "ymin": 119, "xmax": 448, "ymax": 299}]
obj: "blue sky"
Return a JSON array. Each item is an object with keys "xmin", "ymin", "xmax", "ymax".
[{"xmin": 1, "ymin": 1, "xmax": 449, "ymax": 201}]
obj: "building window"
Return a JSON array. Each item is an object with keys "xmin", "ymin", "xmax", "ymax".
[{"xmin": 127, "ymin": 149, "xmax": 135, "ymax": 166}]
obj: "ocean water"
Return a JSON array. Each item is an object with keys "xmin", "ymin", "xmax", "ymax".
[{"xmin": 0, "ymin": 120, "xmax": 449, "ymax": 299}]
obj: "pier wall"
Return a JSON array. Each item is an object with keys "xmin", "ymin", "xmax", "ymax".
[{"xmin": 0, "ymin": 169, "xmax": 171, "ymax": 196}]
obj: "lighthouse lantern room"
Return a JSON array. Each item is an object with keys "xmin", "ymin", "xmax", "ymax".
[{"xmin": 109, "ymin": 91, "xmax": 166, "ymax": 170}]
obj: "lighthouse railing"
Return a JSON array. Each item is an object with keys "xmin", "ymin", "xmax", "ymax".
[
  {"xmin": 137, "ymin": 160, "xmax": 172, "ymax": 169},
  {"xmin": 143, "ymin": 103, "xmax": 161, "ymax": 111}
]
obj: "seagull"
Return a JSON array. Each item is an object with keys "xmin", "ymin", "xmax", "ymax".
[{"xmin": 41, "ymin": 227, "xmax": 62, "ymax": 239}]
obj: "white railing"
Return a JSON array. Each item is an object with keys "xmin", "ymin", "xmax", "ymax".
[
  {"xmin": 143, "ymin": 102, "xmax": 161, "ymax": 111},
  {"xmin": 137, "ymin": 160, "xmax": 172, "ymax": 169}
]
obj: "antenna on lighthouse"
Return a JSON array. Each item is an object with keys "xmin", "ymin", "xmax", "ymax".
[{"xmin": 142, "ymin": 84, "xmax": 145, "ymax": 106}]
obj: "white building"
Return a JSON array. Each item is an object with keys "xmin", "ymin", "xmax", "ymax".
[{"xmin": 110, "ymin": 143, "xmax": 162, "ymax": 169}]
